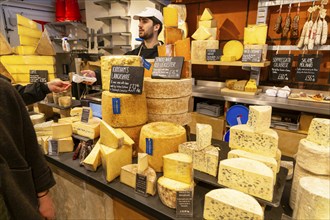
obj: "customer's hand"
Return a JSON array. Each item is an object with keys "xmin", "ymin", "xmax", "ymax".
[
  {"xmin": 80, "ymin": 70, "xmax": 96, "ymax": 85},
  {"xmin": 47, "ymin": 79, "xmax": 71, "ymax": 93},
  {"xmin": 38, "ymin": 193, "xmax": 55, "ymax": 220}
]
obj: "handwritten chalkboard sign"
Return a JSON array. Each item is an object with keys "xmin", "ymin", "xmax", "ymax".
[
  {"xmin": 270, "ymin": 54, "xmax": 293, "ymax": 81},
  {"xmin": 296, "ymin": 54, "xmax": 322, "ymax": 83},
  {"xmin": 30, "ymin": 70, "xmax": 48, "ymax": 83},
  {"xmin": 151, "ymin": 56, "xmax": 184, "ymax": 79},
  {"xmin": 135, "ymin": 173, "xmax": 147, "ymax": 196},
  {"xmin": 242, "ymin": 49, "xmax": 262, "ymax": 63},
  {"xmin": 110, "ymin": 66, "xmax": 144, "ymax": 94},
  {"xmin": 206, "ymin": 49, "xmax": 222, "ymax": 61},
  {"xmin": 176, "ymin": 190, "xmax": 193, "ymax": 218}
]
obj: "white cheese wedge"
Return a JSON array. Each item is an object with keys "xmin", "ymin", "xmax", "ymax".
[
  {"xmin": 196, "ymin": 123, "xmax": 212, "ymax": 151},
  {"xmin": 198, "ymin": 20, "xmax": 217, "ymax": 28},
  {"xmin": 157, "ymin": 176, "xmax": 194, "ymax": 209},
  {"xmin": 203, "ymin": 188, "xmax": 264, "ymax": 220},
  {"xmin": 120, "ymin": 164, "xmax": 157, "ymax": 195},
  {"xmin": 247, "ymin": 105, "xmax": 272, "ymax": 133},
  {"xmin": 229, "ymin": 124, "xmax": 278, "ymax": 157},
  {"xmin": 293, "ymin": 177, "xmax": 330, "ymax": 220},
  {"xmin": 218, "ymin": 158, "xmax": 274, "ymax": 201},
  {"xmin": 163, "ymin": 153, "xmax": 193, "ymax": 184},
  {"xmin": 191, "ymin": 26, "xmax": 211, "ymax": 40},
  {"xmin": 200, "ymin": 8, "xmax": 213, "ymax": 21},
  {"xmin": 306, "ymin": 118, "xmax": 330, "ymax": 147},
  {"xmin": 100, "ymin": 120, "xmax": 124, "ymax": 149}
]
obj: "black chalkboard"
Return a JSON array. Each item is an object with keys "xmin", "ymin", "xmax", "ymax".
[
  {"xmin": 135, "ymin": 173, "xmax": 147, "ymax": 196},
  {"xmin": 206, "ymin": 49, "xmax": 222, "ymax": 61},
  {"xmin": 176, "ymin": 191, "xmax": 193, "ymax": 218},
  {"xmin": 81, "ymin": 108, "xmax": 90, "ymax": 123},
  {"xmin": 151, "ymin": 56, "xmax": 184, "ymax": 79},
  {"xmin": 110, "ymin": 66, "xmax": 144, "ymax": 94},
  {"xmin": 296, "ymin": 54, "xmax": 322, "ymax": 82},
  {"xmin": 270, "ymin": 54, "xmax": 294, "ymax": 81},
  {"xmin": 242, "ymin": 49, "xmax": 262, "ymax": 63},
  {"xmin": 30, "ymin": 70, "xmax": 48, "ymax": 83}
]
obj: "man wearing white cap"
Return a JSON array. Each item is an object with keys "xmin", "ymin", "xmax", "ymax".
[{"xmin": 125, "ymin": 7, "xmax": 163, "ymax": 59}]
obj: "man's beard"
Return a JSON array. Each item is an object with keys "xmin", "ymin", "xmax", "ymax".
[{"xmin": 139, "ymin": 29, "xmax": 154, "ymax": 40}]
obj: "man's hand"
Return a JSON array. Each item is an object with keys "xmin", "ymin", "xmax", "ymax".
[
  {"xmin": 38, "ymin": 192, "xmax": 55, "ymax": 220},
  {"xmin": 80, "ymin": 70, "xmax": 96, "ymax": 85},
  {"xmin": 47, "ymin": 79, "xmax": 71, "ymax": 93}
]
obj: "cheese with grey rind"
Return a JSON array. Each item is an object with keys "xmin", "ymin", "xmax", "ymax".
[
  {"xmin": 229, "ymin": 124, "xmax": 278, "ymax": 157},
  {"xmin": 247, "ymin": 105, "xmax": 272, "ymax": 133},
  {"xmin": 293, "ymin": 177, "xmax": 330, "ymax": 220},
  {"xmin": 296, "ymin": 138, "xmax": 330, "ymax": 175},
  {"xmin": 306, "ymin": 118, "xmax": 330, "ymax": 147},
  {"xmin": 218, "ymin": 158, "xmax": 274, "ymax": 201},
  {"xmin": 203, "ymin": 188, "xmax": 264, "ymax": 220},
  {"xmin": 146, "ymin": 95, "xmax": 190, "ymax": 114}
]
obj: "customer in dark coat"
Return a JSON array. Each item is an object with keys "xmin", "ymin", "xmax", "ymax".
[{"xmin": 0, "ymin": 78, "xmax": 56, "ymax": 219}]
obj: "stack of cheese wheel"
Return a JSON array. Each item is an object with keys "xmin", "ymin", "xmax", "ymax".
[
  {"xmin": 218, "ymin": 105, "xmax": 281, "ymax": 202},
  {"xmin": 144, "ymin": 77, "xmax": 192, "ymax": 126},
  {"xmin": 290, "ymin": 118, "xmax": 330, "ymax": 209},
  {"xmin": 102, "ymin": 91, "xmax": 147, "ymax": 157}
]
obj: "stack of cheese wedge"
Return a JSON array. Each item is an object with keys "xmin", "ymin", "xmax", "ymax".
[
  {"xmin": 191, "ymin": 8, "xmax": 219, "ymax": 62},
  {"xmin": 290, "ymin": 118, "xmax": 330, "ymax": 211},
  {"xmin": 49, "ymin": 122, "xmax": 74, "ymax": 154},
  {"xmin": 218, "ymin": 105, "xmax": 281, "ymax": 202},
  {"xmin": 179, "ymin": 123, "xmax": 219, "ymax": 177},
  {"xmin": 157, "ymin": 152, "xmax": 194, "ymax": 209}
]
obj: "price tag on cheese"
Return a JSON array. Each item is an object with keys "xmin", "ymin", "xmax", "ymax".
[
  {"xmin": 242, "ymin": 49, "xmax": 262, "ymax": 63},
  {"xmin": 296, "ymin": 54, "xmax": 322, "ymax": 83},
  {"xmin": 48, "ymin": 139, "xmax": 59, "ymax": 156},
  {"xmin": 206, "ymin": 49, "xmax": 222, "ymax": 61},
  {"xmin": 151, "ymin": 56, "xmax": 184, "ymax": 79},
  {"xmin": 81, "ymin": 107, "xmax": 90, "ymax": 123},
  {"xmin": 110, "ymin": 66, "xmax": 144, "ymax": 94},
  {"xmin": 135, "ymin": 173, "xmax": 147, "ymax": 196},
  {"xmin": 270, "ymin": 54, "xmax": 293, "ymax": 81},
  {"xmin": 30, "ymin": 70, "xmax": 48, "ymax": 83},
  {"xmin": 176, "ymin": 190, "xmax": 193, "ymax": 218}
]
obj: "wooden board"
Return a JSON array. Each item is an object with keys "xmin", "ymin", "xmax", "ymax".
[
  {"xmin": 288, "ymin": 96, "xmax": 330, "ymax": 104},
  {"xmin": 221, "ymin": 87, "xmax": 261, "ymax": 96}
]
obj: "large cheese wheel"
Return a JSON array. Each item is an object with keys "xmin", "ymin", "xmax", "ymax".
[
  {"xmin": 146, "ymin": 95, "xmax": 190, "ymax": 114},
  {"xmin": 296, "ymin": 138, "xmax": 330, "ymax": 175},
  {"xmin": 139, "ymin": 122, "xmax": 186, "ymax": 172},
  {"xmin": 157, "ymin": 176, "xmax": 194, "ymax": 209},
  {"xmin": 121, "ymin": 124, "xmax": 144, "ymax": 157},
  {"xmin": 144, "ymin": 77, "xmax": 192, "ymax": 98},
  {"xmin": 191, "ymin": 40, "xmax": 219, "ymax": 62},
  {"xmin": 289, "ymin": 164, "xmax": 328, "ymax": 209},
  {"xmin": 102, "ymin": 91, "xmax": 147, "ymax": 127},
  {"xmin": 293, "ymin": 177, "xmax": 330, "ymax": 219},
  {"xmin": 223, "ymin": 40, "xmax": 244, "ymax": 61},
  {"xmin": 148, "ymin": 112, "xmax": 192, "ymax": 126},
  {"xmin": 204, "ymin": 188, "xmax": 263, "ymax": 220}
]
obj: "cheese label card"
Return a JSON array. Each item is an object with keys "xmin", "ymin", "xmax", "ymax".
[
  {"xmin": 242, "ymin": 49, "xmax": 262, "ymax": 63},
  {"xmin": 30, "ymin": 70, "xmax": 48, "ymax": 83},
  {"xmin": 270, "ymin": 54, "xmax": 293, "ymax": 81},
  {"xmin": 112, "ymin": 98, "xmax": 121, "ymax": 114},
  {"xmin": 142, "ymin": 57, "xmax": 151, "ymax": 70},
  {"xmin": 296, "ymin": 54, "xmax": 322, "ymax": 83},
  {"xmin": 110, "ymin": 66, "xmax": 144, "ymax": 94},
  {"xmin": 146, "ymin": 138, "xmax": 153, "ymax": 156},
  {"xmin": 206, "ymin": 49, "xmax": 222, "ymax": 61},
  {"xmin": 81, "ymin": 107, "xmax": 90, "ymax": 123},
  {"xmin": 176, "ymin": 190, "xmax": 193, "ymax": 217},
  {"xmin": 48, "ymin": 139, "xmax": 59, "ymax": 156},
  {"xmin": 135, "ymin": 173, "xmax": 147, "ymax": 196},
  {"xmin": 152, "ymin": 56, "xmax": 184, "ymax": 79}
]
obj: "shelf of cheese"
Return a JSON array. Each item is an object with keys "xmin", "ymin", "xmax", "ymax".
[{"xmin": 191, "ymin": 60, "xmax": 271, "ymax": 67}]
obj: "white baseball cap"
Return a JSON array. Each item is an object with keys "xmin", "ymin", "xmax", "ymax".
[{"xmin": 133, "ymin": 7, "xmax": 163, "ymax": 24}]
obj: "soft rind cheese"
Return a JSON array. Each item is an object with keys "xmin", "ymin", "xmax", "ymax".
[
  {"xmin": 218, "ymin": 158, "xmax": 274, "ymax": 201},
  {"xmin": 137, "ymin": 153, "xmax": 148, "ymax": 173},
  {"xmin": 139, "ymin": 122, "xmax": 186, "ymax": 172},
  {"xmin": 120, "ymin": 164, "xmax": 157, "ymax": 195},
  {"xmin": 102, "ymin": 91, "xmax": 148, "ymax": 127},
  {"xmin": 144, "ymin": 77, "xmax": 192, "ymax": 98},
  {"xmin": 196, "ymin": 123, "xmax": 212, "ymax": 151},
  {"xmin": 228, "ymin": 149, "xmax": 278, "ymax": 184},
  {"xmin": 200, "ymin": 8, "xmax": 213, "ymax": 21},
  {"xmin": 191, "ymin": 40, "xmax": 219, "ymax": 62},
  {"xmin": 148, "ymin": 112, "xmax": 192, "ymax": 126},
  {"xmin": 296, "ymin": 138, "xmax": 330, "ymax": 175},
  {"xmin": 306, "ymin": 118, "xmax": 330, "ymax": 147},
  {"xmin": 51, "ymin": 123, "xmax": 72, "ymax": 139},
  {"xmin": 100, "ymin": 120, "xmax": 124, "ymax": 149},
  {"xmin": 203, "ymin": 188, "xmax": 264, "ymax": 220},
  {"xmin": 146, "ymin": 95, "xmax": 190, "ymax": 114},
  {"xmin": 293, "ymin": 177, "xmax": 330, "ymax": 220},
  {"xmin": 157, "ymin": 176, "xmax": 194, "ymax": 209},
  {"xmin": 247, "ymin": 105, "xmax": 272, "ymax": 133},
  {"xmin": 163, "ymin": 153, "xmax": 193, "ymax": 184},
  {"xmin": 83, "ymin": 141, "xmax": 102, "ymax": 171},
  {"xmin": 72, "ymin": 117, "xmax": 100, "ymax": 139},
  {"xmin": 100, "ymin": 144, "xmax": 132, "ymax": 182},
  {"xmin": 229, "ymin": 124, "xmax": 278, "ymax": 157}
]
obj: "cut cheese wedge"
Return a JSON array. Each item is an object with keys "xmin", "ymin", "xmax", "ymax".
[
  {"xmin": 165, "ymin": 27, "xmax": 182, "ymax": 44},
  {"xmin": 57, "ymin": 137, "xmax": 74, "ymax": 152},
  {"xmin": 200, "ymin": 8, "xmax": 213, "ymax": 21},
  {"xmin": 247, "ymin": 105, "xmax": 272, "ymax": 133},
  {"xmin": 100, "ymin": 120, "xmax": 124, "ymax": 149},
  {"xmin": 51, "ymin": 123, "xmax": 72, "ymax": 139},
  {"xmin": 174, "ymin": 38, "xmax": 191, "ymax": 61},
  {"xmin": 137, "ymin": 153, "xmax": 148, "ymax": 173},
  {"xmin": 17, "ymin": 25, "xmax": 42, "ymax": 38},
  {"xmin": 163, "ymin": 7, "xmax": 178, "ymax": 27},
  {"xmin": 19, "ymin": 35, "xmax": 39, "ymax": 46},
  {"xmin": 163, "ymin": 153, "xmax": 193, "ymax": 184},
  {"xmin": 198, "ymin": 20, "xmax": 217, "ymax": 28},
  {"xmin": 192, "ymin": 26, "xmax": 211, "ymax": 40},
  {"xmin": 0, "ymin": 32, "xmax": 12, "ymax": 55},
  {"xmin": 13, "ymin": 46, "xmax": 35, "ymax": 55},
  {"xmin": 306, "ymin": 118, "xmax": 330, "ymax": 147},
  {"xmin": 83, "ymin": 141, "xmax": 102, "ymax": 171},
  {"xmin": 35, "ymin": 29, "xmax": 56, "ymax": 56},
  {"xmin": 72, "ymin": 117, "xmax": 100, "ymax": 139},
  {"xmin": 115, "ymin": 128, "xmax": 135, "ymax": 146},
  {"xmin": 17, "ymin": 14, "xmax": 38, "ymax": 29},
  {"xmin": 196, "ymin": 123, "xmax": 212, "ymax": 150}
]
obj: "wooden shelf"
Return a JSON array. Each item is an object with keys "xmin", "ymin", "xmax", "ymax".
[{"xmin": 191, "ymin": 60, "xmax": 271, "ymax": 67}]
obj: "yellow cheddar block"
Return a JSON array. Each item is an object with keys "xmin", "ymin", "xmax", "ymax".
[
  {"xmin": 72, "ymin": 117, "xmax": 101, "ymax": 139},
  {"xmin": 244, "ymin": 24, "xmax": 268, "ymax": 45},
  {"xmin": 199, "ymin": 20, "xmax": 217, "ymax": 28},
  {"xmin": 4, "ymin": 65, "xmax": 55, "ymax": 74},
  {"xmin": 165, "ymin": 27, "xmax": 183, "ymax": 44},
  {"xmin": 13, "ymin": 46, "xmax": 35, "ymax": 55},
  {"xmin": 138, "ymin": 153, "xmax": 149, "ymax": 173},
  {"xmin": 83, "ymin": 141, "xmax": 102, "ymax": 171},
  {"xmin": 0, "ymin": 55, "xmax": 55, "ymax": 65},
  {"xmin": 100, "ymin": 120, "xmax": 124, "ymax": 149},
  {"xmin": 17, "ymin": 25, "xmax": 42, "ymax": 38},
  {"xmin": 0, "ymin": 32, "xmax": 12, "ymax": 55},
  {"xmin": 17, "ymin": 14, "xmax": 38, "ymax": 29},
  {"xmin": 245, "ymin": 79, "xmax": 258, "ymax": 92},
  {"xmin": 114, "ymin": 128, "xmax": 135, "ymax": 146},
  {"xmin": 58, "ymin": 137, "xmax": 74, "ymax": 152},
  {"xmin": 100, "ymin": 144, "xmax": 132, "ymax": 182},
  {"xmin": 192, "ymin": 26, "xmax": 211, "ymax": 40},
  {"xmin": 174, "ymin": 38, "xmax": 191, "ymax": 61},
  {"xmin": 167, "ymin": 4, "xmax": 187, "ymax": 22},
  {"xmin": 221, "ymin": 56, "xmax": 236, "ymax": 62},
  {"xmin": 200, "ymin": 8, "xmax": 213, "ymax": 21},
  {"xmin": 51, "ymin": 123, "xmax": 72, "ymax": 139},
  {"xmin": 19, "ymin": 36, "xmax": 39, "ymax": 46},
  {"xmin": 163, "ymin": 7, "xmax": 178, "ymax": 27},
  {"xmin": 158, "ymin": 44, "xmax": 174, "ymax": 57}
]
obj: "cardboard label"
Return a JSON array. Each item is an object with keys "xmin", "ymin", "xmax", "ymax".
[
  {"xmin": 270, "ymin": 54, "xmax": 293, "ymax": 81},
  {"xmin": 151, "ymin": 56, "xmax": 184, "ymax": 79},
  {"xmin": 242, "ymin": 49, "xmax": 262, "ymax": 63},
  {"xmin": 81, "ymin": 108, "xmax": 90, "ymax": 123},
  {"xmin": 296, "ymin": 54, "xmax": 322, "ymax": 82},
  {"xmin": 176, "ymin": 190, "xmax": 193, "ymax": 218},
  {"xmin": 48, "ymin": 140, "xmax": 59, "ymax": 156},
  {"xmin": 30, "ymin": 70, "xmax": 48, "ymax": 83},
  {"xmin": 110, "ymin": 66, "xmax": 144, "ymax": 94},
  {"xmin": 206, "ymin": 49, "xmax": 222, "ymax": 61},
  {"xmin": 135, "ymin": 173, "xmax": 147, "ymax": 196}
]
